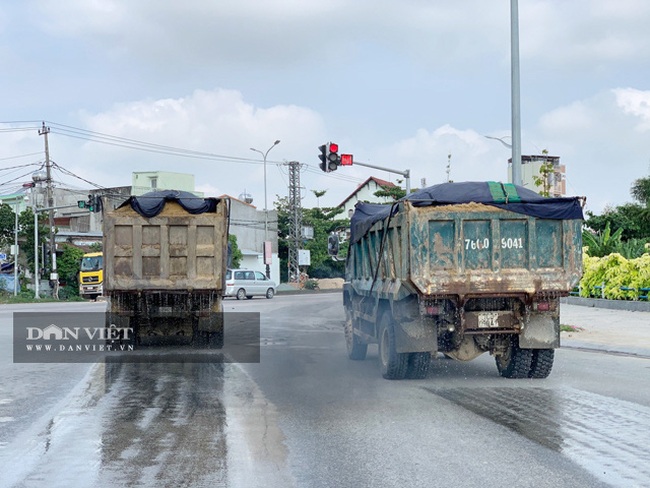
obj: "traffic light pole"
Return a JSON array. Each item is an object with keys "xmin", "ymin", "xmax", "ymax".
[{"xmin": 351, "ymin": 161, "xmax": 411, "ymax": 193}]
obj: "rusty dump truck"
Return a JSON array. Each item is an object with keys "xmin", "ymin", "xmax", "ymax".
[
  {"xmin": 104, "ymin": 190, "xmax": 229, "ymax": 348},
  {"xmin": 343, "ymin": 181, "xmax": 584, "ymax": 379}
]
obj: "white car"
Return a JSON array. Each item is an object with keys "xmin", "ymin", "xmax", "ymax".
[{"xmin": 224, "ymin": 269, "xmax": 277, "ymax": 299}]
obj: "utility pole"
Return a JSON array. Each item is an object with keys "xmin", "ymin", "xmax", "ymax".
[
  {"xmin": 39, "ymin": 122, "xmax": 58, "ymax": 299},
  {"xmin": 510, "ymin": 0, "xmax": 523, "ymax": 186},
  {"xmin": 285, "ymin": 161, "xmax": 302, "ymax": 284}
]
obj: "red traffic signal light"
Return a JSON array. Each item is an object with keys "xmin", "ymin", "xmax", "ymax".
[
  {"xmin": 319, "ymin": 142, "xmax": 341, "ymax": 172},
  {"xmin": 340, "ymin": 154, "xmax": 353, "ymax": 166},
  {"xmin": 327, "ymin": 142, "xmax": 340, "ymax": 171}
]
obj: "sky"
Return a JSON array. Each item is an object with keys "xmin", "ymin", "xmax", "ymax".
[{"xmin": 1, "ymin": 0, "xmax": 650, "ymax": 215}]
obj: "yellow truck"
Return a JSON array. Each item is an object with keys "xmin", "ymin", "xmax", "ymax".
[{"xmin": 79, "ymin": 251, "xmax": 103, "ymax": 299}]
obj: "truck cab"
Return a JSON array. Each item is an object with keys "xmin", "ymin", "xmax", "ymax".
[{"xmin": 79, "ymin": 252, "xmax": 103, "ymax": 299}]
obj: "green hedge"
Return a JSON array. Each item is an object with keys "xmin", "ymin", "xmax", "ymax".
[{"xmin": 580, "ymin": 251, "xmax": 650, "ymax": 299}]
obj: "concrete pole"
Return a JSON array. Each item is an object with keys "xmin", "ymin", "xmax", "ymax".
[
  {"xmin": 13, "ymin": 199, "xmax": 19, "ymax": 296},
  {"xmin": 40, "ymin": 122, "xmax": 58, "ymax": 298},
  {"xmin": 511, "ymin": 0, "xmax": 523, "ymax": 186},
  {"xmin": 34, "ymin": 209, "xmax": 39, "ymax": 299}
]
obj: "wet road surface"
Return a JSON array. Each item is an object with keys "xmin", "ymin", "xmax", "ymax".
[{"xmin": 1, "ymin": 296, "xmax": 649, "ymax": 487}]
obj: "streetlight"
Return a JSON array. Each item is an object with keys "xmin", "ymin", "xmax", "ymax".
[
  {"xmin": 250, "ymin": 140, "xmax": 281, "ymax": 278},
  {"xmin": 484, "ymin": 135, "xmax": 512, "ymax": 149}
]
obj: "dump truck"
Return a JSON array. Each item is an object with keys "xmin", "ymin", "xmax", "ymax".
[
  {"xmin": 79, "ymin": 251, "xmax": 103, "ymax": 299},
  {"xmin": 103, "ymin": 190, "xmax": 229, "ymax": 347},
  {"xmin": 343, "ymin": 181, "xmax": 584, "ymax": 379}
]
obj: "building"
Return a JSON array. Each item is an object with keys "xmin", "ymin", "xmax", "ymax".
[
  {"xmin": 337, "ymin": 176, "xmax": 398, "ymax": 218},
  {"xmin": 508, "ymin": 154, "xmax": 566, "ymax": 197},
  {"xmin": 131, "ymin": 171, "xmax": 200, "ymax": 196},
  {"xmin": 222, "ymin": 195, "xmax": 279, "ymax": 284},
  {"xmin": 2, "ymin": 169, "xmax": 280, "ymax": 283}
]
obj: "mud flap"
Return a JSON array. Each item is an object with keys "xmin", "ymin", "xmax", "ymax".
[
  {"xmin": 198, "ymin": 313, "xmax": 224, "ymax": 333},
  {"xmin": 394, "ymin": 316, "xmax": 437, "ymax": 354},
  {"xmin": 519, "ymin": 313, "xmax": 559, "ymax": 349},
  {"xmin": 105, "ymin": 314, "xmax": 135, "ymax": 345}
]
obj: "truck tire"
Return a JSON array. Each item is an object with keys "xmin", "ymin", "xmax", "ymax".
[
  {"xmin": 345, "ymin": 309, "xmax": 367, "ymax": 360},
  {"xmin": 236, "ymin": 288, "xmax": 247, "ymax": 300},
  {"xmin": 529, "ymin": 349, "xmax": 554, "ymax": 378},
  {"xmin": 378, "ymin": 312, "xmax": 408, "ymax": 380},
  {"xmin": 194, "ymin": 330, "xmax": 224, "ymax": 349},
  {"xmin": 495, "ymin": 335, "xmax": 533, "ymax": 379},
  {"xmin": 405, "ymin": 352, "xmax": 431, "ymax": 379},
  {"xmin": 207, "ymin": 330, "xmax": 224, "ymax": 349}
]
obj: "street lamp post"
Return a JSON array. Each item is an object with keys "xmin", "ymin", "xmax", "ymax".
[
  {"xmin": 250, "ymin": 140, "xmax": 281, "ymax": 279},
  {"xmin": 13, "ymin": 198, "xmax": 20, "ymax": 296}
]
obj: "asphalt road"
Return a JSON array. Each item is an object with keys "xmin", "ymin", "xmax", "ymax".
[{"xmin": 0, "ymin": 296, "xmax": 649, "ymax": 488}]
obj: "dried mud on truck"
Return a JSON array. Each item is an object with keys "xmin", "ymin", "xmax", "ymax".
[
  {"xmin": 343, "ymin": 181, "xmax": 584, "ymax": 380},
  {"xmin": 103, "ymin": 190, "xmax": 230, "ymax": 348}
]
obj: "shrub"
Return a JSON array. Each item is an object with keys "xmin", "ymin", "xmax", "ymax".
[{"xmin": 580, "ymin": 250, "xmax": 650, "ymax": 299}]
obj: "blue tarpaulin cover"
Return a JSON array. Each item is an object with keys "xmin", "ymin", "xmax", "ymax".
[
  {"xmin": 118, "ymin": 190, "xmax": 220, "ymax": 218},
  {"xmin": 350, "ymin": 181, "xmax": 584, "ymax": 243}
]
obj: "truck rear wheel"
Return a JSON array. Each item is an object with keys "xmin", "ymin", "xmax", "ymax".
[
  {"xmin": 405, "ymin": 352, "xmax": 431, "ymax": 379},
  {"xmin": 495, "ymin": 335, "xmax": 533, "ymax": 379},
  {"xmin": 378, "ymin": 312, "xmax": 408, "ymax": 380},
  {"xmin": 345, "ymin": 309, "xmax": 367, "ymax": 360},
  {"xmin": 194, "ymin": 330, "xmax": 224, "ymax": 349},
  {"xmin": 529, "ymin": 349, "xmax": 554, "ymax": 378}
]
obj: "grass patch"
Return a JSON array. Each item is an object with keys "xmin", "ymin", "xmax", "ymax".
[
  {"xmin": 0, "ymin": 291, "xmax": 86, "ymax": 304},
  {"xmin": 560, "ymin": 324, "xmax": 585, "ymax": 333}
]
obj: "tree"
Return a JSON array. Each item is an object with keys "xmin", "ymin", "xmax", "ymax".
[
  {"xmin": 18, "ymin": 208, "xmax": 49, "ymax": 274},
  {"xmin": 311, "ymin": 189, "xmax": 327, "ymax": 208},
  {"xmin": 57, "ymin": 244, "xmax": 85, "ymax": 295},
  {"xmin": 631, "ymin": 175, "xmax": 650, "ymax": 207},
  {"xmin": 228, "ymin": 234, "xmax": 243, "ymax": 269},
  {"xmin": 532, "ymin": 150, "xmax": 555, "ymax": 197},
  {"xmin": 532, "ymin": 162, "xmax": 555, "ymax": 196},
  {"xmin": 0, "ymin": 204, "xmax": 16, "ymax": 249},
  {"xmin": 374, "ymin": 184, "xmax": 406, "ymax": 201},
  {"xmin": 274, "ymin": 196, "xmax": 349, "ymax": 281},
  {"xmin": 582, "ymin": 222, "xmax": 624, "ymax": 257}
]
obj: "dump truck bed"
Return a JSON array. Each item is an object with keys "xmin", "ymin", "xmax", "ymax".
[
  {"xmin": 104, "ymin": 200, "xmax": 229, "ymax": 292},
  {"xmin": 347, "ymin": 182, "xmax": 583, "ymax": 300}
]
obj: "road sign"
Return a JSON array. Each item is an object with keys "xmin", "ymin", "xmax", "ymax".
[{"xmin": 0, "ymin": 253, "xmax": 7, "ymax": 260}]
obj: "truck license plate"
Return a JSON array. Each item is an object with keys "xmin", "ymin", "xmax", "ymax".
[{"xmin": 478, "ymin": 312, "xmax": 499, "ymax": 328}]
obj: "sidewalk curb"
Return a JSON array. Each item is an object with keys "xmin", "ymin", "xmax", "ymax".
[
  {"xmin": 561, "ymin": 340, "xmax": 650, "ymax": 359},
  {"xmin": 561, "ymin": 296, "xmax": 650, "ymax": 313},
  {"xmin": 275, "ymin": 288, "xmax": 341, "ymax": 296}
]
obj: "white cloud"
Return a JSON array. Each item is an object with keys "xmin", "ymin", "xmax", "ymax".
[
  {"xmin": 534, "ymin": 89, "xmax": 650, "ymax": 212},
  {"xmin": 614, "ymin": 88, "xmax": 650, "ymax": 132},
  {"xmin": 66, "ymin": 88, "xmax": 325, "ymax": 202}
]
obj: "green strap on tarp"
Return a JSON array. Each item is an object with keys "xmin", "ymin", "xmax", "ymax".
[{"xmin": 487, "ymin": 181, "xmax": 522, "ymax": 203}]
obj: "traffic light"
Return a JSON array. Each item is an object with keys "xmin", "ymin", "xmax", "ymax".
[
  {"xmin": 91, "ymin": 195, "xmax": 101, "ymax": 213},
  {"xmin": 318, "ymin": 144, "xmax": 328, "ymax": 172},
  {"xmin": 318, "ymin": 142, "xmax": 342, "ymax": 172},
  {"xmin": 327, "ymin": 142, "xmax": 340, "ymax": 171},
  {"xmin": 340, "ymin": 154, "xmax": 353, "ymax": 166}
]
